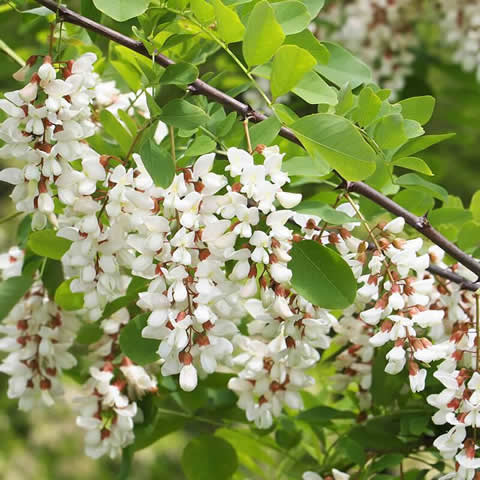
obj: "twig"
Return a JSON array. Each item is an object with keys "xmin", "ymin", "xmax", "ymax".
[
  {"xmin": 345, "ymin": 192, "xmax": 394, "ymax": 284},
  {"xmin": 33, "ymin": 0, "xmax": 480, "ymax": 284},
  {"xmin": 169, "ymin": 126, "xmax": 176, "ymax": 163},
  {"xmin": 243, "ymin": 118, "xmax": 252, "ymax": 154}
]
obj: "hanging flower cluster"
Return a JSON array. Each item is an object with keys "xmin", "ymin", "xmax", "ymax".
[
  {"xmin": 437, "ymin": 0, "xmax": 480, "ymax": 82},
  {"xmin": 318, "ymin": 0, "xmax": 420, "ymax": 95},
  {"xmin": 317, "ymin": 0, "xmax": 480, "ymax": 95},
  {"xmin": 0, "ymin": 51, "xmax": 479, "ymax": 479}
]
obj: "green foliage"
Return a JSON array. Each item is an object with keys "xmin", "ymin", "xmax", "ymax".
[
  {"xmin": 160, "ymin": 62, "xmax": 199, "ymax": 86},
  {"xmin": 315, "ymin": 42, "xmax": 372, "ymax": 88},
  {"xmin": 0, "ymin": 271, "xmax": 35, "ymax": 321},
  {"xmin": 271, "ymin": 45, "xmax": 316, "ymax": 99},
  {"xmin": 294, "ymin": 201, "xmax": 357, "ymax": 224},
  {"xmin": 271, "ymin": 1, "xmax": 311, "ymax": 35},
  {"xmin": 374, "ymin": 114, "xmax": 408, "ymax": 149},
  {"xmin": 398, "ymin": 96, "xmax": 436, "ymax": 125},
  {"xmin": 119, "ymin": 313, "xmax": 159, "ymax": 365},
  {"xmin": 54, "ymin": 279, "xmax": 85, "ymax": 311},
  {"xmin": 159, "ymin": 99, "xmax": 209, "ymax": 129},
  {"xmin": 92, "ymin": 0, "xmax": 150, "ymax": 22},
  {"xmin": 391, "ymin": 156, "xmax": 433, "ymax": 176},
  {"xmin": 27, "ymin": 230, "xmax": 72, "ymax": 260},
  {"xmin": 139, "ymin": 139, "xmax": 176, "ymax": 188},
  {"xmin": 289, "ymin": 240, "xmax": 357, "ymax": 309},
  {"xmin": 212, "ymin": 0, "xmax": 245, "ymax": 44},
  {"xmin": 291, "ymin": 114, "xmax": 377, "ymax": 181},
  {"xmin": 181, "ymin": 435, "xmax": 238, "ymax": 480},
  {"xmin": 396, "ymin": 173, "xmax": 448, "ymax": 202},
  {"xmin": 243, "ymin": 0, "xmax": 285, "ymax": 67}
]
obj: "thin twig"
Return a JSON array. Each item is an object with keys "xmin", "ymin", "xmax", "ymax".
[
  {"xmin": 345, "ymin": 192, "xmax": 395, "ymax": 284},
  {"xmin": 243, "ymin": 118, "xmax": 252, "ymax": 154},
  {"xmin": 33, "ymin": 0, "xmax": 480, "ymax": 284},
  {"xmin": 169, "ymin": 126, "xmax": 176, "ymax": 163}
]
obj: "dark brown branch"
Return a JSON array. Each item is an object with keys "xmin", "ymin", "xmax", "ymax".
[
  {"xmin": 346, "ymin": 181, "xmax": 480, "ymax": 280},
  {"xmin": 427, "ymin": 264, "xmax": 479, "ymax": 292},
  {"xmin": 34, "ymin": 0, "xmax": 480, "ymax": 285}
]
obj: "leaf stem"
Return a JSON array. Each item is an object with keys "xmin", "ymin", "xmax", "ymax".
[
  {"xmin": 243, "ymin": 118, "xmax": 252, "ymax": 154},
  {"xmin": 0, "ymin": 38, "xmax": 25, "ymax": 66},
  {"xmin": 169, "ymin": 126, "xmax": 176, "ymax": 163},
  {"xmin": 0, "ymin": 211, "xmax": 22, "ymax": 224},
  {"xmin": 344, "ymin": 192, "xmax": 395, "ymax": 284}
]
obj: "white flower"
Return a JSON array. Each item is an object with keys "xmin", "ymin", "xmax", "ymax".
[{"xmin": 179, "ymin": 364, "xmax": 198, "ymax": 392}]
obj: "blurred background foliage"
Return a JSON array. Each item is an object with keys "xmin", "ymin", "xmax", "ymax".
[{"xmin": 0, "ymin": 0, "xmax": 479, "ymax": 478}]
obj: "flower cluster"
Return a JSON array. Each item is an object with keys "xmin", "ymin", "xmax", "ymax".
[
  {"xmin": 0, "ymin": 249, "xmax": 78, "ymax": 411},
  {"xmin": 318, "ymin": 0, "xmax": 480, "ymax": 95},
  {"xmin": 319, "ymin": 0, "xmax": 420, "ymax": 95},
  {"xmin": 75, "ymin": 308, "xmax": 157, "ymax": 459},
  {"xmin": 1, "ymin": 51, "xmax": 480, "ymax": 478},
  {"xmin": 438, "ymin": 0, "xmax": 480, "ymax": 82}
]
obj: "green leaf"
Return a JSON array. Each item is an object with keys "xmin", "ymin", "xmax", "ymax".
[
  {"xmin": 77, "ymin": 323, "xmax": 103, "ymax": 344},
  {"xmin": 315, "ymin": 41, "xmax": 372, "ymax": 89},
  {"xmin": 352, "ymin": 86, "xmax": 382, "ymax": 127},
  {"xmin": 272, "ymin": 1, "xmax": 310, "ymax": 35},
  {"xmin": 54, "ymin": 279, "xmax": 84, "ymax": 311},
  {"xmin": 212, "ymin": 0, "xmax": 245, "ymax": 44},
  {"xmin": 0, "ymin": 272, "xmax": 35, "ymax": 321},
  {"xmin": 398, "ymin": 96, "xmax": 435, "ymax": 126},
  {"xmin": 429, "ymin": 208, "xmax": 472, "ymax": 227},
  {"xmin": 285, "ymin": 30, "xmax": 329, "ymax": 64},
  {"xmin": 191, "ymin": 0, "xmax": 215, "ymax": 24},
  {"xmin": 241, "ymin": 115, "xmax": 281, "ymax": 150},
  {"xmin": 118, "ymin": 110, "xmax": 138, "ymax": 137},
  {"xmin": 139, "ymin": 139, "xmax": 175, "ymax": 188},
  {"xmin": 396, "ymin": 174, "xmax": 448, "ymax": 202},
  {"xmin": 282, "ymin": 156, "xmax": 330, "ymax": 177},
  {"xmin": 272, "ymin": 104, "xmax": 299, "ymax": 125},
  {"xmin": 291, "ymin": 114, "xmax": 377, "ymax": 181},
  {"xmin": 160, "ymin": 62, "xmax": 199, "ymax": 86},
  {"xmin": 374, "ymin": 114, "xmax": 408, "ymax": 150},
  {"xmin": 458, "ymin": 221, "xmax": 480, "ymax": 250},
  {"xmin": 289, "ymin": 240, "xmax": 357, "ymax": 309},
  {"xmin": 294, "ymin": 201, "xmax": 357, "ymax": 225},
  {"xmin": 92, "ymin": 0, "xmax": 150, "ymax": 22},
  {"xmin": 335, "ymin": 83, "xmax": 354, "ymax": 115},
  {"xmin": 100, "ymin": 110, "xmax": 133, "ymax": 155},
  {"xmin": 293, "ymin": 71, "xmax": 337, "ymax": 105},
  {"xmin": 470, "ymin": 190, "xmax": 480, "ymax": 221},
  {"xmin": 41, "ymin": 259, "xmax": 64, "ymax": 298},
  {"xmin": 119, "ymin": 313, "xmax": 158, "ymax": 365},
  {"xmin": 243, "ymin": 0, "xmax": 285, "ymax": 67},
  {"xmin": 391, "ymin": 156, "xmax": 433, "ymax": 176},
  {"xmin": 183, "ymin": 135, "xmax": 217, "ymax": 157},
  {"xmin": 300, "ymin": 0, "xmax": 324, "ymax": 17},
  {"xmin": 27, "ymin": 229, "xmax": 72, "ymax": 260},
  {"xmin": 371, "ymin": 454, "xmax": 404, "ymax": 473},
  {"xmin": 134, "ymin": 406, "xmax": 186, "ymax": 450},
  {"xmin": 271, "ymin": 45, "xmax": 316, "ymax": 99},
  {"xmin": 394, "ymin": 133, "xmax": 455, "ymax": 159},
  {"xmin": 298, "ymin": 406, "xmax": 355, "ymax": 424},
  {"xmin": 339, "ymin": 437, "xmax": 366, "ymax": 465},
  {"xmin": 159, "ymin": 99, "xmax": 209, "ymax": 130},
  {"xmin": 181, "ymin": 435, "xmax": 238, "ymax": 480},
  {"xmin": 392, "ymin": 189, "xmax": 434, "ymax": 216}
]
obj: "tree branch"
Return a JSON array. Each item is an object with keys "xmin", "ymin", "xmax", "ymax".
[{"xmin": 34, "ymin": 0, "xmax": 480, "ymax": 286}]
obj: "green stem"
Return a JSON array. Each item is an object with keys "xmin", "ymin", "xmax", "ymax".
[
  {"xmin": 0, "ymin": 38, "xmax": 25, "ymax": 66},
  {"xmin": 0, "ymin": 211, "xmax": 22, "ymax": 224}
]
